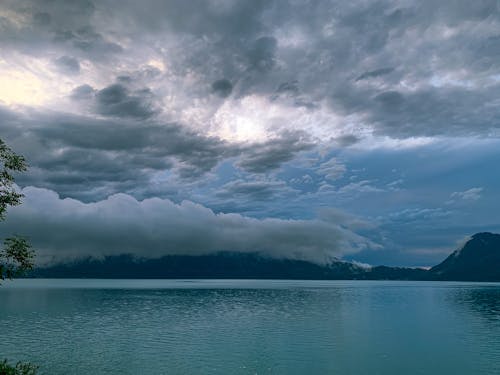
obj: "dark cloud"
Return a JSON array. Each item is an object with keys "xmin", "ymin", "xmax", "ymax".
[
  {"xmin": 97, "ymin": 0, "xmax": 269, "ymax": 37},
  {"xmin": 70, "ymin": 84, "xmax": 95, "ymax": 100},
  {"xmin": 37, "ymin": 120, "xmax": 231, "ymax": 185},
  {"xmin": 368, "ymin": 86, "xmax": 500, "ymax": 138},
  {"xmin": 94, "ymin": 84, "xmax": 157, "ymax": 119},
  {"xmin": 247, "ymin": 36, "xmax": 278, "ymax": 72},
  {"xmin": 33, "ymin": 12, "xmax": 51, "ymax": 27},
  {"xmin": 269, "ymin": 81, "xmax": 316, "ymax": 109},
  {"xmin": 0, "ymin": 106, "xmax": 313, "ymax": 201},
  {"xmin": 54, "ymin": 55, "xmax": 80, "ymax": 74},
  {"xmin": 0, "ymin": 106, "xmax": 233, "ymax": 199},
  {"xmin": 0, "ymin": 0, "xmax": 122, "ymax": 60},
  {"xmin": 116, "ymin": 66, "xmax": 162, "ymax": 83},
  {"xmin": 355, "ymin": 67, "xmax": 394, "ymax": 81},
  {"xmin": 2, "ymin": 1, "xmax": 499, "ymax": 139},
  {"xmin": 59, "ymin": 26, "xmax": 123, "ymax": 55},
  {"xmin": 70, "ymin": 83, "xmax": 159, "ymax": 119},
  {"xmin": 334, "ymin": 134, "xmax": 360, "ymax": 147},
  {"xmin": 374, "ymin": 91, "xmax": 405, "ymax": 108},
  {"xmin": 211, "ymin": 79, "xmax": 233, "ymax": 98},
  {"xmin": 216, "ymin": 179, "xmax": 296, "ymax": 201},
  {"xmin": 238, "ymin": 131, "xmax": 315, "ymax": 173},
  {"xmin": 275, "ymin": 81, "xmax": 299, "ymax": 96}
]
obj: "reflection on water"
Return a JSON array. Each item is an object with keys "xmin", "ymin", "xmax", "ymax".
[
  {"xmin": 451, "ymin": 286, "xmax": 500, "ymax": 321},
  {"xmin": 0, "ymin": 280, "xmax": 499, "ymax": 375}
]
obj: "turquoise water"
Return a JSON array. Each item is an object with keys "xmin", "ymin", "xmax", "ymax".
[{"xmin": 1, "ymin": 279, "xmax": 499, "ymax": 375}]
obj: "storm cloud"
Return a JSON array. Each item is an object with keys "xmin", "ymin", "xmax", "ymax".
[
  {"xmin": 238, "ymin": 131, "xmax": 315, "ymax": 173},
  {"xmin": 0, "ymin": 106, "xmax": 314, "ymax": 200},
  {"xmin": 1, "ymin": 0, "xmax": 499, "ymax": 266},
  {"xmin": 54, "ymin": 56, "xmax": 80, "ymax": 75}
]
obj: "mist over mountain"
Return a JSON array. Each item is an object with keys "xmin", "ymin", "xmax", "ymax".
[{"xmin": 31, "ymin": 233, "xmax": 500, "ymax": 281}]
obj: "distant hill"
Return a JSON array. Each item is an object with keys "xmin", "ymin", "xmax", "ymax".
[
  {"xmin": 31, "ymin": 253, "xmax": 427, "ymax": 280},
  {"xmin": 430, "ymin": 232, "xmax": 500, "ymax": 281},
  {"xmin": 32, "ymin": 253, "xmax": 368, "ymax": 280},
  {"xmin": 31, "ymin": 232, "xmax": 500, "ymax": 281}
]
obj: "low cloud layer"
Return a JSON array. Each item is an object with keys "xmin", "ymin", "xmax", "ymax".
[{"xmin": 1, "ymin": 187, "xmax": 375, "ymax": 265}]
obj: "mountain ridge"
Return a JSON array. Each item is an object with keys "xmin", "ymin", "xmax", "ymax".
[
  {"xmin": 30, "ymin": 232, "xmax": 500, "ymax": 281},
  {"xmin": 430, "ymin": 232, "xmax": 500, "ymax": 281}
]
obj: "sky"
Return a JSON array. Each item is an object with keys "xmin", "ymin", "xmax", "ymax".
[{"xmin": 1, "ymin": 0, "xmax": 499, "ymax": 267}]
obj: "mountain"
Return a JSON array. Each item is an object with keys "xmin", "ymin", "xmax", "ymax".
[
  {"xmin": 30, "ymin": 253, "xmax": 427, "ymax": 280},
  {"xmin": 430, "ymin": 232, "xmax": 500, "ymax": 281},
  {"xmin": 31, "ymin": 232, "xmax": 500, "ymax": 281},
  {"xmin": 32, "ymin": 253, "xmax": 368, "ymax": 280}
]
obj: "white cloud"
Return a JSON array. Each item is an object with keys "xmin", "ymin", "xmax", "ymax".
[
  {"xmin": 449, "ymin": 187, "xmax": 483, "ymax": 202},
  {"xmin": 1, "ymin": 187, "xmax": 376, "ymax": 265},
  {"xmin": 387, "ymin": 208, "xmax": 450, "ymax": 222},
  {"xmin": 290, "ymin": 174, "xmax": 314, "ymax": 185},
  {"xmin": 337, "ymin": 180, "xmax": 385, "ymax": 196},
  {"xmin": 316, "ymin": 158, "xmax": 346, "ymax": 181}
]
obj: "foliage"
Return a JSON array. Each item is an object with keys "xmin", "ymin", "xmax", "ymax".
[
  {"xmin": 0, "ymin": 360, "xmax": 38, "ymax": 375},
  {"xmin": 1, "ymin": 237, "xmax": 34, "ymax": 280},
  {"xmin": 0, "ymin": 140, "xmax": 37, "ymax": 373},
  {"xmin": 0, "ymin": 139, "xmax": 27, "ymax": 220},
  {"xmin": 0, "ymin": 139, "xmax": 35, "ymax": 282}
]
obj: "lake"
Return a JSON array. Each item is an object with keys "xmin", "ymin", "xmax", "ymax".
[{"xmin": 1, "ymin": 279, "xmax": 499, "ymax": 375}]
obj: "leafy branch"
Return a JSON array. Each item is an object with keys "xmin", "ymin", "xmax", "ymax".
[{"xmin": 0, "ymin": 138, "xmax": 34, "ymax": 281}]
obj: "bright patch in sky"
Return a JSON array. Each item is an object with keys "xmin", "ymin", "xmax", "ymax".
[{"xmin": 0, "ymin": 64, "xmax": 46, "ymax": 106}]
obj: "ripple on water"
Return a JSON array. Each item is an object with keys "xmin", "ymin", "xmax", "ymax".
[{"xmin": 0, "ymin": 280, "xmax": 499, "ymax": 375}]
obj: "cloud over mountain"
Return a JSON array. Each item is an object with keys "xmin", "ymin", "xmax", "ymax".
[{"xmin": 1, "ymin": 187, "xmax": 375, "ymax": 265}]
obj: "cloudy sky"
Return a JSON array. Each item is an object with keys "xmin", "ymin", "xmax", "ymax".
[{"xmin": 1, "ymin": 0, "xmax": 499, "ymax": 266}]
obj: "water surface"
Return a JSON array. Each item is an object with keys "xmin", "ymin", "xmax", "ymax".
[{"xmin": 1, "ymin": 279, "xmax": 499, "ymax": 375}]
